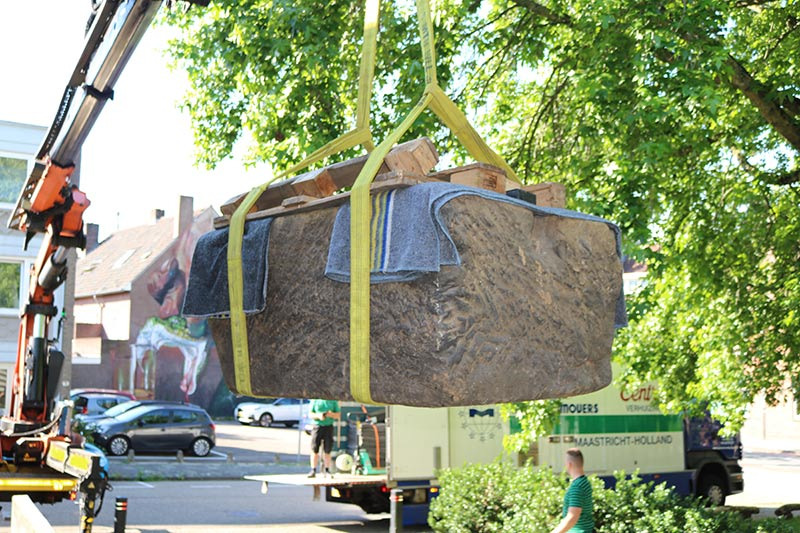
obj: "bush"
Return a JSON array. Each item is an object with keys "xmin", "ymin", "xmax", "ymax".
[
  {"xmin": 428, "ymin": 461, "xmax": 566, "ymax": 533},
  {"xmin": 429, "ymin": 462, "xmax": 796, "ymax": 533}
]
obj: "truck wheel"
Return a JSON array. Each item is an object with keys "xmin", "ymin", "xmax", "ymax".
[
  {"xmin": 107, "ymin": 435, "xmax": 130, "ymax": 456},
  {"xmin": 698, "ymin": 473, "xmax": 726, "ymax": 506},
  {"xmin": 259, "ymin": 413, "xmax": 274, "ymax": 427}
]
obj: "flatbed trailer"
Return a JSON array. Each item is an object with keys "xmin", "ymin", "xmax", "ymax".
[{"xmin": 247, "ymin": 403, "xmax": 509, "ymax": 526}]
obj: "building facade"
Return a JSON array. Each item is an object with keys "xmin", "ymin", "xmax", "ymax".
[{"xmin": 72, "ymin": 198, "xmax": 230, "ymax": 414}]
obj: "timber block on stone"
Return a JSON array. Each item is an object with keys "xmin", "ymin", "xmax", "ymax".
[
  {"xmin": 523, "ymin": 182, "xmax": 566, "ymax": 208},
  {"xmin": 207, "ymin": 193, "xmax": 620, "ymax": 406},
  {"xmin": 219, "ymin": 137, "xmax": 440, "ymax": 216},
  {"xmin": 290, "ymin": 168, "xmax": 337, "ymax": 198},
  {"xmin": 430, "ymin": 163, "xmax": 507, "ymax": 193}
]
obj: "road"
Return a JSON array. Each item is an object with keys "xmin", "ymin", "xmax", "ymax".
[
  {"xmin": 2, "ymin": 427, "xmax": 796, "ymax": 532},
  {"xmin": 727, "ymin": 451, "xmax": 800, "ymax": 512},
  {"xmin": 5, "ymin": 452, "xmax": 793, "ymax": 532},
  {"xmin": 0, "ymin": 481, "xmax": 416, "ymax": 533},
  {"xmin": 214, "ymin": 421, "xmax": 311, "ymax": 462}
]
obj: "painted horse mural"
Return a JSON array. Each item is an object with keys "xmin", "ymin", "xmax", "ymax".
[{"xmin": 130, "ymin": 316, "xmax": 210, "ymax": 400}]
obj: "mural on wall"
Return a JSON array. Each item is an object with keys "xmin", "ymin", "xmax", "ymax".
[{"xmin": 129, "ymin": 216, "xmax": 224, "ymax": 408}]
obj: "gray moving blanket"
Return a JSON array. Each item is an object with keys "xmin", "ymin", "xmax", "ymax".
[
  {"xmin": 325, "ymin": 182, "xmax": 627, "ymax": 328},
  {"xmin": 182, "ymin": 218, "xmax": 272, "ymax": 318}
]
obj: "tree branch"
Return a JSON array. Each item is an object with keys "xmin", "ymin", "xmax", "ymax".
[
  {"xmin": 512, "ymin": 0, "xmax": 572, "ymax": 25},
  {"xmin": 732, "ymin": 147, "xmax": 800, "ymax": 185},
  {"xmin": 727, "ymin": 56, "xmax": 800, "ymax": 153}
]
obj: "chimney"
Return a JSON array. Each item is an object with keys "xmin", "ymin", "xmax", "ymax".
[
  {"xmin": 152, "ymin": 208, "xmax": 165, "ymax": 223},
  {"xmin": 174, "ymin": 195, "xmax": 193, "ymax": 238},
  {"xmin": 85, "ymin": 223, "xmax": 99, "ymax": 252}
]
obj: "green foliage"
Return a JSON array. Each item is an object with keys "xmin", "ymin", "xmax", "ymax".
[
  {"xmin": 0, "ymin": 262, "xmax": 20, "ymax": 309},
  {"xmin": 71, "ymin": 419, "xmax": 95, "ymax": 445},
  {"xmin": 430, "ymin": 463, "xmax": 800, "ymax": 533},
  {"xmin": 0, "ymin": 156, "xmax": 26, "ymax": 203},
  {"xmin": 165, "ymin": 0, "xmax": 800, "ymax": 428},
  {"xmin": 500, "ymin": 399, "xmax": 560, "ymax": 452},
  {"xmin": 428, "ymin": 461, "xmax": 566, "ymax": 533}
]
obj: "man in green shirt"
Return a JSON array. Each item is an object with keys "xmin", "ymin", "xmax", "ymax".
[
  {"xmin": 551, "ymin": 448, "xmax": 594, "ymax": 533},
  {"xmin": 308, "ymin": 399, "xmax": 341, "ymax": 478}
]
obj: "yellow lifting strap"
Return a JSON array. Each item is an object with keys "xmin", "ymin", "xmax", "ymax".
[
  {"xmin": 226, "ymin": 0, "xmax": 380, "ymax": 396},
  {"xmin": 348, "ymin": 0, "xmax": 520, "ymax": 404}
]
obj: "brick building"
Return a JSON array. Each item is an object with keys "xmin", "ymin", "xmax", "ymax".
[{"xmin": 71, "ymin": 197, "xmax": 229, "ymax": 414}]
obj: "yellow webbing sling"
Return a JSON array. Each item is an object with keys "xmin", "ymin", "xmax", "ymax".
[
  {"xmin": 228, "ymin": 0, "xmax": 521, "ymax": 402},
  {"xmin": 226, "ymin": 0, "xmax": 380, "ymax": 395},
  {"xmin": 348, "ymin": 0, "xmax": 520, "ymax": 404}
]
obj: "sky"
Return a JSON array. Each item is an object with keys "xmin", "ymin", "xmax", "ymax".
[{"xmin": 0, "ymin": 1, "xmax": 269, "ymax": 240}]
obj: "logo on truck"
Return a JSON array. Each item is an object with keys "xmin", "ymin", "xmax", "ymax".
[{"xmin": 457, "ymin": 408, "xmax": 502, "ymax": 442}]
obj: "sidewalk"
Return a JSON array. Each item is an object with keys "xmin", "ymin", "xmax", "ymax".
[
  {"xmin": 15, "ymin": 520, "xmax": 423, "ymax": 533},
  {"xmin": 742, "ymin": 438, "xmax": 800, "ymax": 455},
  {"xmin": 108, "ymin": 456, "xmax": 307, "ymax": 481}
]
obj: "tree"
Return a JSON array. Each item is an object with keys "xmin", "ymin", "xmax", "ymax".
[{"xmin": 165, "ymin": 0, "xmax": 800, "ymax": 434}]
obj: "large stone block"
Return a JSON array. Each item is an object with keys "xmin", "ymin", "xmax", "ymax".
[{"xmin": 209, "ymin": 194, "xmax": 622, "ymax": 406}]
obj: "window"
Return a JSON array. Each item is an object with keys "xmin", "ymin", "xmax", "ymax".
[
  {"xmin": 0, "ymin": 155, "xmax": 27, "ymax": 204},
  {"xmin": 98, "ymin": 398, "xmax": 121, "ymax": 410},
  {"xmin": 140, "ymin": 409, "xmax": 170, "ymax": 425},
  {"xmin": 0, "ymin": 261, "xmax": 22, "ymax": 310},
  {"xmin": 172, "ymin": 410, "xmax": 198, "ymax": 424}
]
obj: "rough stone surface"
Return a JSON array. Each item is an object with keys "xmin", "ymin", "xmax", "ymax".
[{"xmin": 209, "ymin": 195, "xmax": 621, "ymax": 406}]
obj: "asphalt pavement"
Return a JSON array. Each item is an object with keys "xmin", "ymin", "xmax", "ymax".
[
  {"xmin": 0, "ymin": 481, "xmax": 425, "ymax": 533},
  {"xmin": 2, "ymin": 423, "xmax": 797, "ymax": 532},
  {"xmin": 106, "ymin": 421, "xmax": 311, "ymax": 481}
]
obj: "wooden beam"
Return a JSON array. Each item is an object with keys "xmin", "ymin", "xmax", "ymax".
[
  {"xmin": 429, "ymin": 162, "xmax": 507, "ymax": 193},
  {"xmin": 213, "ymin": 170, "xmax": 442, "ymax": 229},
  {"xmin": 522, "ymin": 182, "xmax": 566, "ymax": 208},
  {"xmin": 290, "ymin": 168, "xmax": 337, "ymax": 198},
  {"xmin": 219, "ymin": 137, "xmax": 439, "ymax": 217}
]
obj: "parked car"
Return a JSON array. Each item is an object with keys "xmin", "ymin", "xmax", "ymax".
[
  {"xmin": 92, "ymin": 403, "xmax": 216, "ymax": 457},
  {"xmin": 70, "ymin": 388, "xmax": 136, "ymax": 401},
  {"xmin": 75, "ymin": 399, "xmax": 162, "ymax": 426},
  {"xmin": 235, "ymin": 398, "xmax": 310, "ymax": 427},
  {"xmin": 71, "ymin": 392, "xmax": 134, "ymax": 417}
]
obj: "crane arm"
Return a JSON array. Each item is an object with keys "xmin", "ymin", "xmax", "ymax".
[{"xmin": 0, "ymin": 2, "xmax": 206, "ymax": 528}]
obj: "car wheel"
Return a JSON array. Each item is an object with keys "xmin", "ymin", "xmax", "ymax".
[
  {"xmin": 191, "ymin": 437, "xmax": 212, "ymax": 457},
  {"xmin": 698, "ymin": 473, "xmax": 726, "ymax": 506},
  {"xmin": 107, "ymin": 435, "xmax": 130, "ymax": 456},
  {"xmin": 259, "ymin": 413, "xmax": 274, "ymax": 427}
]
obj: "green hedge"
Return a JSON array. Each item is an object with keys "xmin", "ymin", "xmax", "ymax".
[{"xmin": 429, "ymin": 462, "xmax": 798, "ymax": 533}]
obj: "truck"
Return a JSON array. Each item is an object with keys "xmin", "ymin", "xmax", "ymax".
[
  {"xmin": 247, "ymin": 402, "xmax": 510, "ymax": 527},
  {"xmin": 535, "ymin": 365, "xmax": 744, "ymax": 506},
  {"xmin": 250, "ymin": 368, "xmax": 743, "ymax": 526}
]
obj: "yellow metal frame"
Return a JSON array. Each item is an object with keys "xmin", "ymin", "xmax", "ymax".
[{"xmin": 0, "ymin": 477, "xmax": 78, "ymax": 492}]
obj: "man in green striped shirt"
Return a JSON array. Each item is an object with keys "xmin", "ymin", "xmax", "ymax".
[{"xmin": 551, "ymin": 448, "xmax": 594, "ymax": 533}]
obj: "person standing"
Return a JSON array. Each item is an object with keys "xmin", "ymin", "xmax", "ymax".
[
  {"xmin": 308, "ymin": 398, "xmax": 341, "ymax": 478},
  {"xmin": 551, "ymin": 448, "xmax": 594, "ymax": 533}
]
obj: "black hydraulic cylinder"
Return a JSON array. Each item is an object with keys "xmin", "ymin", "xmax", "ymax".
[
  {"xmin": 114, "ymin": 497, "xmax": 128, "ymax": 533},
  {"xmin": 38, "ymin": 250, "xmax": 68, "ymax": 291},
  {"xmin": 389, "ymin": 488, "xmax": 403, "ymax": 533},
  {"xmin": 23, "ymin": 337, "xmax": 46, "ymax": 409}
]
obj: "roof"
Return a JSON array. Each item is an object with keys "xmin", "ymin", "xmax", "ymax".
[{"xmin": 75, "ymin": 208, "xmax": 214, "ymax": 298}]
